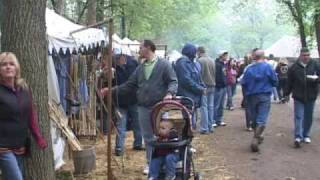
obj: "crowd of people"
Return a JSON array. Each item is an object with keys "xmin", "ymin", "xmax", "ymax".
[
  {"xmin": 1, "ymin": 39, "xmax": 319, "ymax": 180},
  {"xmin": 100, "ymin": 40, "xmax": 320, "ymax": 179}
]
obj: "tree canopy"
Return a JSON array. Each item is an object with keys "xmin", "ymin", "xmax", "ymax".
[{"xmin": 49, "ymin": 0, "xmax": 320, "ymax": 57}]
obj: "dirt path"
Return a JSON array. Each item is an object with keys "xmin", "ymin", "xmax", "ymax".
[
  {"xmin": 64, "ymin": 91, "xmax": 320, "ymax": 180},
  {"xmin": 203, "ymin": 92, "xmax": 320, "ymax": 180}
]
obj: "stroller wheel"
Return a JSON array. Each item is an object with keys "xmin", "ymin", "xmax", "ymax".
[{"xmin": 194, "ymin": 172, "xmax": 201, "ymax": 180}]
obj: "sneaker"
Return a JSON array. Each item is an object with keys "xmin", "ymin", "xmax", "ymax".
[
  {"xmin": 165, "ymin": 175, "xmax": 176, "ymax": 180},
  {"xmin": 246, "ymin": 127, "xmax": 253, "ymax": 132},
  {"xmin": 115, "ymin": 149, "xmax": 123, "ymax": 156},
  {"xmin": 190, "ymin": 147, "xmax": 197, "ymax": 153},
  {"xmin": 133, "ymin": 146, "xmax": 145, "ymax": 151},
  {"xmin": 217, "ymin": 122, "xmax": 227, "ymax": 126},
  {"xmin": 199, "ymin": 130, "xmax": 209, "ymax": 135},
  {"xmin": 212, "ymin": 123, "xmax": 217, "ymax": 128},
  {"xmin": 294, "ymin": 138, "xmax": 301, "ymax": 148},
  {"xmin": 143, "ymin": 164, "xmax": 149, "ymax": 175},
  {"xmin": 304, "ymin": 137, "xmax": 311, "ymax": 143},
  {"xmin": 229, "ymin": 107, "xmax": 235, "ymax": 111}
]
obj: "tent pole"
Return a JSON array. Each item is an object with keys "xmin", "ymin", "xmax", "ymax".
[
  {"xmin": 107, "ymin": 18, "xmax": 114, "ymax": 180},
  {"xmin": 69, "ymin": 20, "xmax": 109, "ymax": 35}
]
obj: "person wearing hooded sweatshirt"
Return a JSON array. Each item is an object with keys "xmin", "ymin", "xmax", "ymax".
[
  {"xmin": 241, "ymin": 49, "xmax": 278, "ymax": 152},
  {"xmin": 174, "ymin": 43, "xmax": 206, "ymax": 129}
]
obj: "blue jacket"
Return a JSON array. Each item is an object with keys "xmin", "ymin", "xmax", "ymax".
[
  {"xmin": 241, "ymin": 61, "xmax": 278, "ymax": 96},
  {"xmin": 114, "ymin": 55, "xmax": 138, "ymax": 108},
  {"xmin": 175, "ymin": 44, "xmax": 205, "ymax": 107},
  {"xmin": 215, "ymin": 58, "xmax": 227, "ymax": 88}
]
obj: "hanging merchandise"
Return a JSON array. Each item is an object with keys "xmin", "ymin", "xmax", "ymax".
[{"xmin": 68, "ymin": 54, "xmax": 97, "ymax": 137}]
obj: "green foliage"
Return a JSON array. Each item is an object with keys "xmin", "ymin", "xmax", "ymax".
[
  {"xmin": 276, "ymin": 0, "xmax": 320, "ymax": 47},
  {"xmin": 50, "ymin": 0, "xmax": 296, "ymax": 57},
  {"xmin": 207, "ymin": 0, "xmax": 295, "ymax": 57}
]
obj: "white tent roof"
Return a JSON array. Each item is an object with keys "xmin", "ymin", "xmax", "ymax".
[
  {"xmin": 46, "ymin": 8, "xmax": 106, "ymax": 51},
  {"xmin": 168, "ymin": 50, "xmax": 182, "ymax": 62},
  {"xmin": 112, "ymin": 34, "xmax": 122, "ymax": 44},
  {"xmin": 265, "ymin": 35, "xmax": 319, "ymax": 58},
  {"xmin": 111, "ymin": 35, "xmax": 141, "ymax": 55},
  {"xmin": 122, "ymin": 37, "xmax": 134, "ymax": 45},
  {"xmin": 133, "ymin": 40, "xmax": 140, "ymax": 44}
]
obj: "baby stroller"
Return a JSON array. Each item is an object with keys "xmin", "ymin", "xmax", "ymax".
[{"xmin": 150, "ymin": 96, "xmax": 200, "ymax": 180}]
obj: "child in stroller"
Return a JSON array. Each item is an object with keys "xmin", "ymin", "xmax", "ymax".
[
  {"xmin": 149, "ymin": 97, "xmax": 200, "ymax": 180},
  {"xmin": 149, "ymin": 116, "xmax": 180, "ymax": 180}
]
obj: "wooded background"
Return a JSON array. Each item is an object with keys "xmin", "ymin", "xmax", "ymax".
[
  {"xmin": 47, "ymin": 0, "xmax": 320, "ymax": 57},
  {"xmin": 0, "ymin": 0, "xmax": 319, "ymax": 179}
]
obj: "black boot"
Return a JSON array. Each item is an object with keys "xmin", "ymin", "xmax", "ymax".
[
  {"xmin": 257, "ymin": 126, "xmax": 265, "ymax": 144},
  {"xmin": 251, "ymin": 126, "xmax": 265, "ymax": 152}
]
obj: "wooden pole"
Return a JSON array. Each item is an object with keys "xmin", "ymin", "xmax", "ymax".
[
  {"xmin": 107, "ymin": 18, "xmax": 114, "ymax": 180},
  {"xmin": 69, "ymin": 20, "xmax": 109, "ymax": 35},
  {"xmin": 99, "ymin": 78, "xmax": 104, "ymax": 134}
]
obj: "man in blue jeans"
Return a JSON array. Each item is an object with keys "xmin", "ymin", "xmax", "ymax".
[
  {"xmin": 113, "ymin": 54, "xmax": 142, "ymax": 156},
  {"xmin": 101, "ymin": 40, "xmax": 178, "ymax": 175},
  {"xmin": 197, "ymin": 46, "xmax": 215, "ymax": 134},
  {"xmin": 213, "ymin": 50, "xmax": 228, "ymax": 127},
  {"xmin": 241, "ymin": 49, "xmax": 278, "ymax": 152},
  {"xmin": 284, "ymin": 47, "xmax": 320, "ymax": 148}
]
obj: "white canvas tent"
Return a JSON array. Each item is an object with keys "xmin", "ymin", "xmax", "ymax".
[
  {"xmin": 46, "ymin": 8, "xmax": 107, "ymax": 170},
  {"xmin": 112, "ymin": 33, "xmax": 122, "ymax": 44},
  {"xmin": 112, "ymin": 34, "xmax": 140, "ymax": 55},
  {"xmin": 168, "ymin": 50, "xmax": 182, "ymax": 62},
  {"xmin": 46, "ymin": 8, "xmax": 106, "ymax": 51},
  {"xmin": 265, "ymin": 35, "xmax": 319, "ymax": 58}
]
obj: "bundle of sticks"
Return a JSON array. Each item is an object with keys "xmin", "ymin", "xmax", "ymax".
[{"xmin": 49, "ymin": 99, "xmax": 82, "ymax": 151}]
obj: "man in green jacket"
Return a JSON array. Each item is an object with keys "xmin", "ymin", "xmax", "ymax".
[{"xmin": 101, "ymin": 40, "xmax": 178, "ymax": 174}]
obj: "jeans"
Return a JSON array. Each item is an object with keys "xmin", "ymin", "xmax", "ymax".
[
  {"xmin": 241, "ymin": 86, "xmax": 252, "ymax": 128},
  {"xmin": 247, "ymin": 93, "xmax": 271, "ymax": 128},
  {"xmin": 272, "ymin": 87, "xmax": 279, "ymax": 101},
  {"xmin": 137, "ymin": 106, "xmax": 155, "ymax": 164},
  {"xmin": 115, "ymin": 105, "xmax": 142, "ymax": 152},
  {"xmin": 149, "ymin": 153, "xmax": 179, "ymax": 179},
  {"xmin": 293, "ymin": 100, "xmax": 315, "ymax": 139},
  {"xmin": 226, "ymin": 84, "xmax": 236, "ymax": 108},
  {"xmin": 0, "ymin": 152, "xmax": 24, "ymax": 180},
  {"xmin": 277, "ymin": 79, "xmax": 287, "ymax": 100},
  {"xmin": 200, "ymin": 87, "xmax": 215, "ymax": 132},
  {"xmin": 214, "ymin": 87, "xmax": 227, "ymax": 124}
]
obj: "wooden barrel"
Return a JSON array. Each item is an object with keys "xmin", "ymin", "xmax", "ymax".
[{"xmin": 73, "ymin": 146, "xmax": 96, "ymax": 175}]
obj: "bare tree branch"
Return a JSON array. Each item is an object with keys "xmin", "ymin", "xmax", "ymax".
[
  {"xmin": 283, "ymin": 0, "xmax": 299, "ymax": 21},
  {"xmin": 51, "ymin": 0, "xmax": 56, "ymax": 9},
  {"xmin": 77, "ymin": 0, "xmax": 89, "ymax": 23}
]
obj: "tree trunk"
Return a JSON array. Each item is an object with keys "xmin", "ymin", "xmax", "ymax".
[
  {"xmin": 294, "ymin": 0, "xmax": 307, "ymax": 47},
  {"xmin": 282, "ymin": 0, "xmax": 307, "ymax": 47},
  {"xmin": 120, "ymin": 10, "xmax": 126, "ymax": 38},
  {"xmin": 96, "ymin": 0, "xmax": 105, "ymax": 22},
  {"xmin": 87, "ymin": 0, "xmax": 97, "ymax": 25},
  {"xmin": 315, "ymin": 13, "xmax": 320, "ymax": 58},
  {"xmin": 55, "ymin": 0, "xmax": 65, "ymax": 15},
  {"xmin": 0, "ymin": 1, "xmax": 55, "ymax": 180}
]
